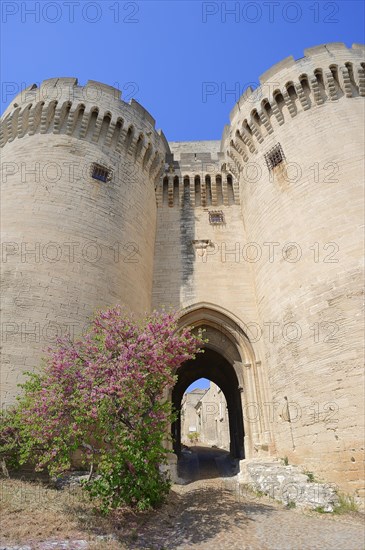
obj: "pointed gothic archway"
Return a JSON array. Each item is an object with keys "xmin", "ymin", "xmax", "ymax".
[
  {"xmin": 172, "ymin": 347, "xmax": 245, "ymax": 458},
  {"xmin": 170, "ymin": 303, "xmax": 260, "ymax": 462}
]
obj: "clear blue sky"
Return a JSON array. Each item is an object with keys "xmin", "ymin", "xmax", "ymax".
[
  {"xmin": 186, "ymin": 378, "xmax": 210, "ymax": 392},
  {"xmin": 1, "ymin": 1, "xmax": 364, "ymax": 141}
]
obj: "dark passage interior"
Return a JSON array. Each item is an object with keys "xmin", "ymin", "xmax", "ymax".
[{"xmin": 172, "ymin": 347, "xmax": 245, "ymax": 460}]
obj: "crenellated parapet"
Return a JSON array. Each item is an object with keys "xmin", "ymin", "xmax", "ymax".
[
  {"xmin": 157, "ymin": 172, "xmax": 239, "ymax": 208},
  {"xmin": 221, "ymin": 43, "xmax": 365, "ymax": 174},
  {"xmin": 156, "ymin": 140, "xmax": 240, "ymax": 208},
  {"xmin": 0, "ymin": 78, "xmax": 169, "ymax": 184}
]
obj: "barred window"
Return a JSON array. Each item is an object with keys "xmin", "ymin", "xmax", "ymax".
[
  {"xmin": 209, "ymin": 210, "xmax": 224, "ymax": 225},
  {"xmin": 91, "ymin": 163, "xmax": 112, "ymax": 183},
  {"xmin": 264, "ymin": 143, "xmax": 285, "ymax": 171}
]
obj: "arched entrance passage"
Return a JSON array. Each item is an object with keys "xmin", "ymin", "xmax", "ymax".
[
  {"xmin": 166, "ymin": 303, "xmax": 273, "ymax": 477},
  {"xmin": 172, "ymin": 347, "xmax": 245, "ymax": 459}
]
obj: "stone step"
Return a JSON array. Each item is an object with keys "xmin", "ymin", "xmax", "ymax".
[{"xmin": 237, "ymin": 459, "xmax": 339, "ymax": 511}]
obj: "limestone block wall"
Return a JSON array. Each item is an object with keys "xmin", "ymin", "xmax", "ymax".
[
  {"xmin": 222, "ymin": 43, "xmax": 365, "ymax": 495},
  {"xmin": 153, "ymin": 141, "xmax": 277, "ymax": 463},
  {"xmin": 1, "ymin": 43, "xmax": 363, "ymax": 498},
  {"xmin": 1, "ymin": 78, "xmax": 168, "ymax": 405},
  {"xmin": 152, "ymin": 141, "xmax": 262, "ymax": 334},
  {"xmin": 153, "ymin": 141, "xmax": 278, "ymax": 461}
]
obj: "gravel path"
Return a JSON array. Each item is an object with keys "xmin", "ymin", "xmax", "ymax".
[
  {"xmin": 130, "ymin": 446, "xmax": 365, "ymax": 550},
  {"xmin": 2, "ymin": 447, "xmax": 364, "ymax": 549},
  {"xmin": 132, "ymin": 478, "xmax": 364, "ymax": 550}
]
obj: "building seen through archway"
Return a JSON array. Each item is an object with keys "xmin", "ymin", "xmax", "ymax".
[
  {"xmin": 181, "ymin": 380, "xmax": 230, "ymax": 451},
  {"xmin": 172, "ymin": 347, "xmax": 245, "ymax": 460}
]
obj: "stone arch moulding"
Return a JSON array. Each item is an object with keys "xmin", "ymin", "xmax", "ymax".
[
  {"xmin": 177, "ymin": 301, "xmax": 259, "ymax": 366},
  {"xmin": 174, "ymin": 302, "xmax": 276, "ymax": 461}
]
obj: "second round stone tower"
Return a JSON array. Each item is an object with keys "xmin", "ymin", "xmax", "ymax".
[
  {"xmin": 1, "ymin": 78, "xmax": 168, "ymax": 404},
  {"xmin": 222, "ymin": 43, "xmax": 365, "ymax": 493}
]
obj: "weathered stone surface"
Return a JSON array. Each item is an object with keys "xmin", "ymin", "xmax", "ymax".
[
  {"xmin": 238, "ymin": 459, "xmax": 339, "ymax": 510},
  {"xmin": 1, "ymin": 43, "xmax": 364, "ymax": 499}
]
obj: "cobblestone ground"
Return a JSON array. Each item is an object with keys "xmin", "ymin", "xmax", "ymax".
[
  {"xmin": 1, "ymin": 447, "xmax": 364, "ymax": 550},
  {"xmin": 132, "ymin": 478, "xmax": 365, "ymax": 550},
  {"xmin": 133, "ymin": 446, "xmax": 365, "ymax": 550}
]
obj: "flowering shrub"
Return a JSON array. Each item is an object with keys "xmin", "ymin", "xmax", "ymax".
[{"xmin": 0, "ymin": 306, "xmax": 204, "ymax": 512}]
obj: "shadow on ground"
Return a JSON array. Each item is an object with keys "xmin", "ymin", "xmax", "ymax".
[
  {"xmin": 177, "ymin": 445, "xmax": 239, "ymax": 483},
  {"xmin": 117, "ymin": 446, "xmax": 275, "ymax": 548},
  {"xmin": 113, "ymin": 481, "xmax": 277, "ymax": 549},
  {"xmin": 65, "ymin": 446, "xmax": 275, "ymax": 548}
]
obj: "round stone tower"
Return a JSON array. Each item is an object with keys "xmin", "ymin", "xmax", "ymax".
[
  {"xmin": 222, "ymin": 43, "xmax": 365, "ymax": 495},
  {"xmin": 1, "ymin": 78, "xmax": 168, "ymax": 405}
]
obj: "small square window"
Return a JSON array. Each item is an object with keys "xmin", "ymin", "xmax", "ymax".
[
  {"xmin": 264, "ymin": 143, "xmax": 285, "ymax": 171},
  {"xmin": 209, "ymin": 210, "xmax": 224, "ymax": 225},
  {"xmin": 91, "ymin": 163, "xmax": 112, "ymax": 183}
]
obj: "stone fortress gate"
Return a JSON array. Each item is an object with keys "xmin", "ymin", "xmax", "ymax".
[{"xmin": 1, "ymin": 43, "xmax": 364, "ymax": 499}]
